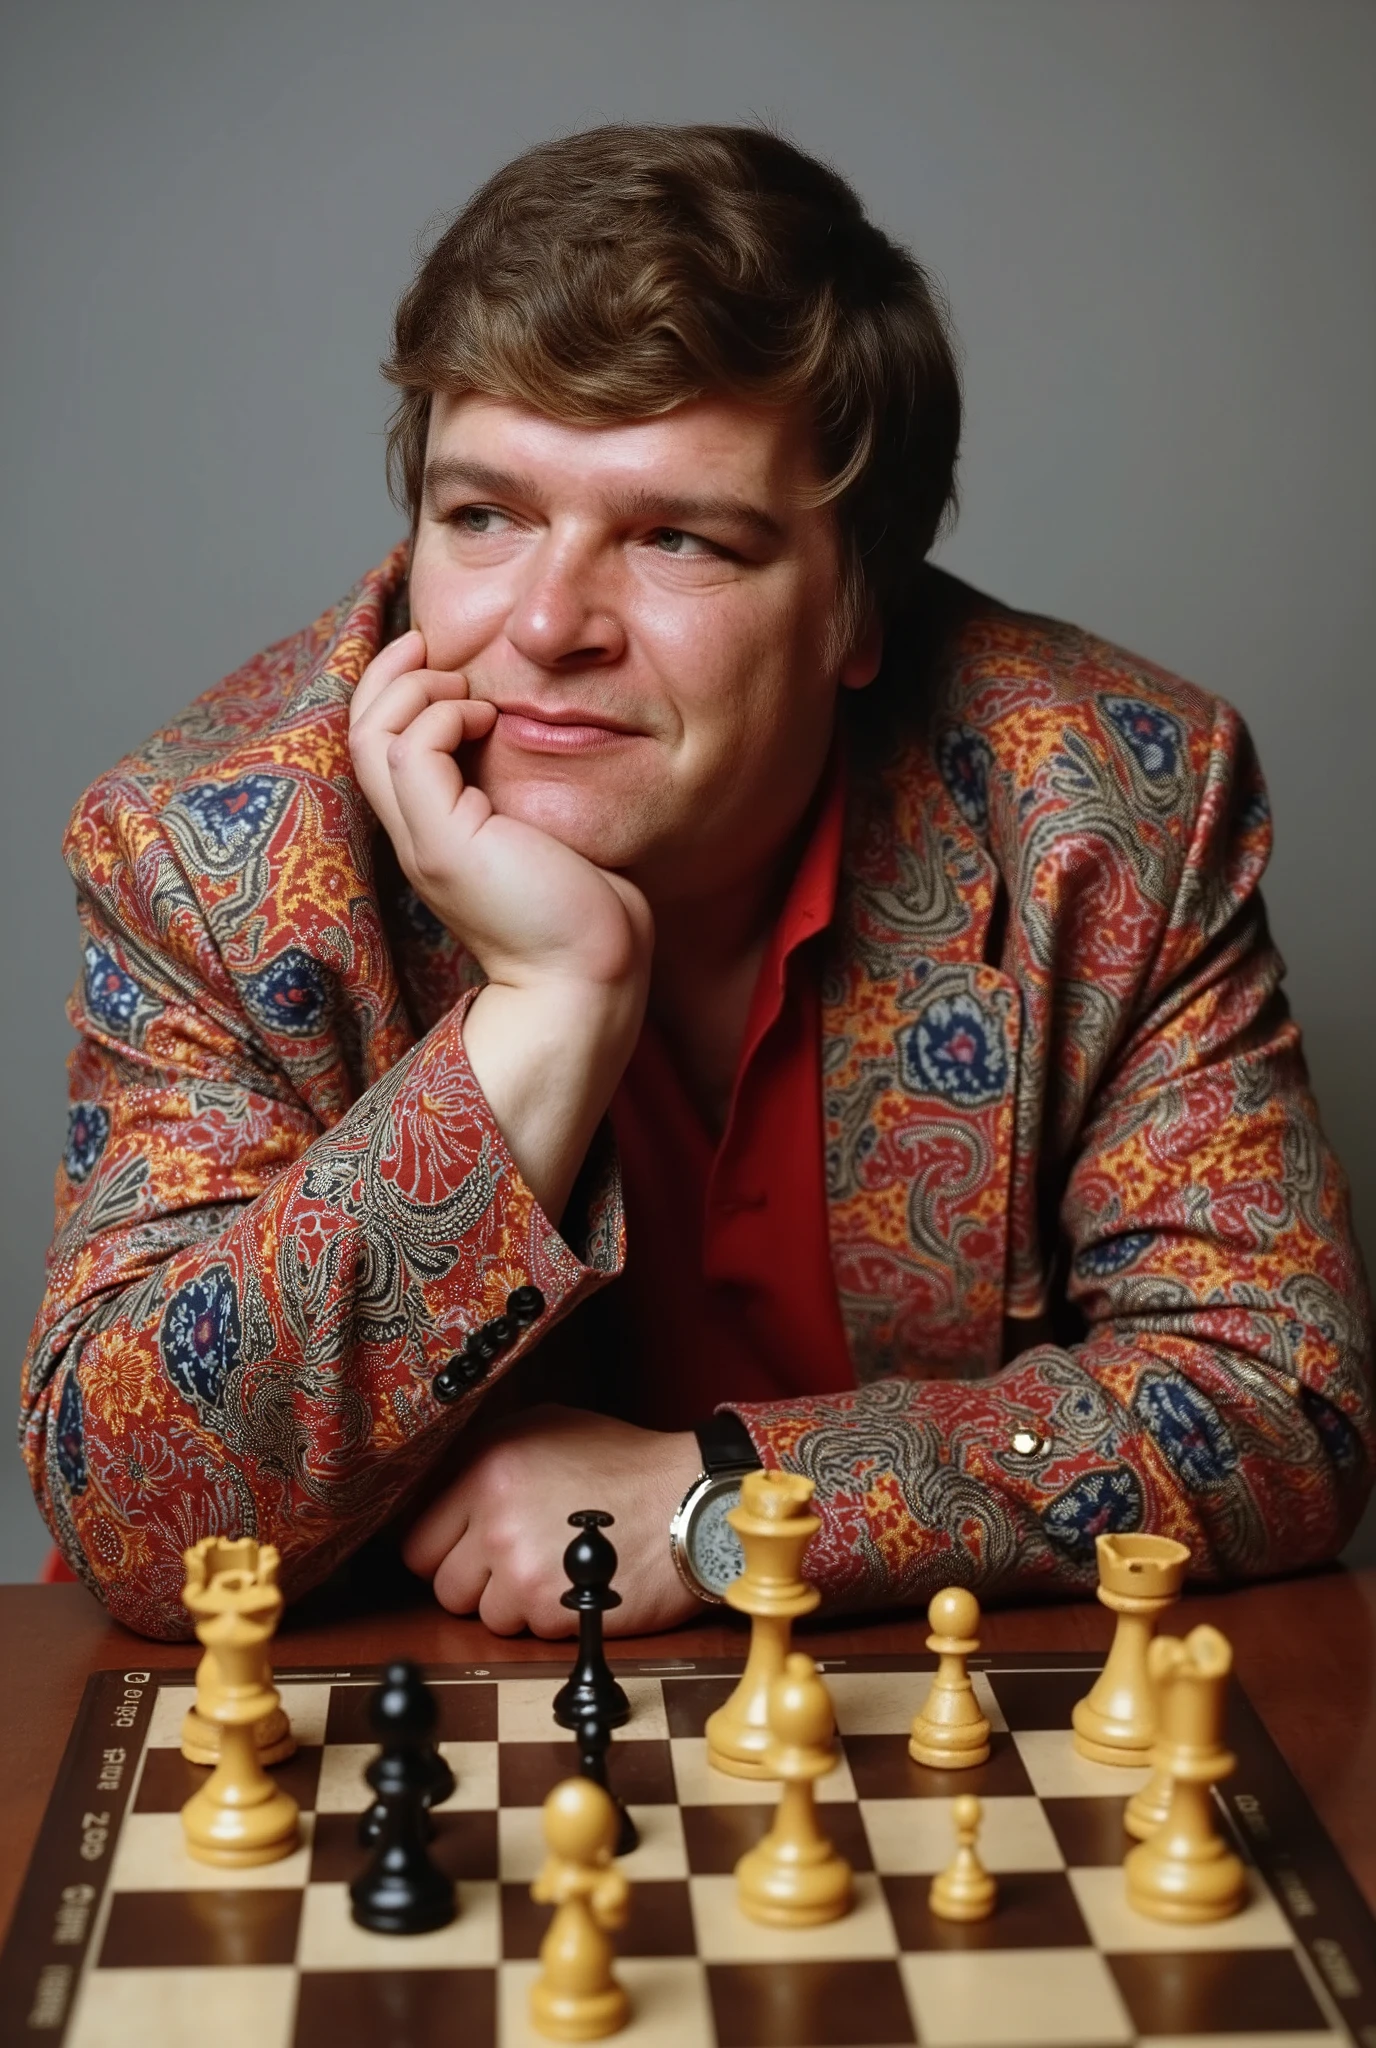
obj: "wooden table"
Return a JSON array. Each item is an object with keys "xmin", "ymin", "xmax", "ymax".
[{"xmin": 4, "ymin": 1566, "xmax": 1373, "ymax": 1944}]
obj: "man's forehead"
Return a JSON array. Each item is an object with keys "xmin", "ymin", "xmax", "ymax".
[{"xmin": 423, "ymin": 391, "xmax": 819, "ymax": 510}]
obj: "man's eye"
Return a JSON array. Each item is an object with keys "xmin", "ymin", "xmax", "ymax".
[
  {"xmin": 650, "ymin": 527, "xmax": 713, "ymax": 556},
  {"xmin": 453, "ymin": 506, "xmax": 505, "ymax": 535}
]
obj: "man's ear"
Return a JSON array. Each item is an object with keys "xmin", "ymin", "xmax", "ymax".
[{"xmin": 839, "ymin": 616, "xmax": 883, "ymax": 693}]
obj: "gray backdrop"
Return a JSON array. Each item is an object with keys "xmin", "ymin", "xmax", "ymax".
[{"xmin": 3, "ymin": 0, "xmax": 1372, "ymax": 1580}]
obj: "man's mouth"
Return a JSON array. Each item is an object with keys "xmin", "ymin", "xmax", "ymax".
[{"xmin": 488, "ymin": 702, "xmax": 643, "ymax": 755}]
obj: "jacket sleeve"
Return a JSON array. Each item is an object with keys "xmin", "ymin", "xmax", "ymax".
[
  {"xmin": 731, "ymin": 718, "xmax": 1375, "ymax": 1609},
  {"xmin": 20, "ymin": 790, "xmax": 623, "ymax": 1639}
]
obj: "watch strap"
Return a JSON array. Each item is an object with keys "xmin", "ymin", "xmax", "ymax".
[{"xmin": 692, "ymin": 1410, "xmax": 761, "ymax": 1477}]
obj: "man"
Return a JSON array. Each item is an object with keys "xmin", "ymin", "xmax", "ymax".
[{"xmin": 23, "ymin": 124, "xmax": 1372, "ymax": 1641}]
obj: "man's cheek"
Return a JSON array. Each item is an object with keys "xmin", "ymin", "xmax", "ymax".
[{"xmin": 409, "ymin": 567, "xmax": 509, "ymax": 668}]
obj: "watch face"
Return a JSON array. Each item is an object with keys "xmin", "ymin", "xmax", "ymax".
[{"xmin": 688, "ymin": 1478, "xmax": 746, "ymax": 1596}]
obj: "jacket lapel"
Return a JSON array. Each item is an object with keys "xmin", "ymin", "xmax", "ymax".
[{"xmin": 822, "ymin": 709, "xmax": 1021, "ymax": 1384}]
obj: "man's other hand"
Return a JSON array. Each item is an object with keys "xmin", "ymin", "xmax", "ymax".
[{"xmin": 401, "ymin": 1404, "xmax": 705, "ymax": 1636}]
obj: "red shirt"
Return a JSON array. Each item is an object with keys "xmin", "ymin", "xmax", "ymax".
[{"xmin": 607, "ymin": 748, "xmax": 855, "ymax": 1430}]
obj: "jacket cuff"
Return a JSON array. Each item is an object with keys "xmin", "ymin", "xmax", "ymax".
[{"xmin": 276, "ymin": 988, "xmax": 625, "ymax": 1430}]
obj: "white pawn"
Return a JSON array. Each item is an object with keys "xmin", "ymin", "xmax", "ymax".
[
  {"xmin": 930, "ymin": 1794, "xmax": 997, "ymax": 1922},
  {"xmin": 735, "ymin": 1653, "xmax": 852, "ymax": 1927},
  {"xmin": 530, "ymin": 1777, "xmax": 630, "ymax": 2042},
  {"xmin": 909, "ymin": 1588, "xmax": 991, "ymax": 1769}
]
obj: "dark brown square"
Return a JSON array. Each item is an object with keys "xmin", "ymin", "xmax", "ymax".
[
  {"xmin": 293, "ymin": 1966, "xmax": 495, "ymax": 2048},
  {"xmin": 498, "ymin": 1739, "xmax": 676, "ymax": 1807},
  {"xmin": 99, "ymin": 1887, "xmax": 301, "ymax": 1968},
  {"xmin": 680, "ymin": 1802, "xmax": 874, "ymax": 1876},
  {"xmin": 500, "ymin": 1878, "xmax": 696, "ymax": 1959},
  {"xmin": 883, "ymin": 1870, "xmax": 1090, "ymax": 1950},
  {"xmin": 309, "ymin": 1808, "xmax": 498, "ymax": 1884},
  {"xmin": 661, "ymin": 1675, "xmax": 740, "ymax": 1738},
  {"xmin": 843, "ymin": 1730, "xmax": 1033, "ymax": 1800},
  {"xmin": 1110, "ymin": 1946, "xmax": 1326, "ymax": 2034},
  {"xmin": 1042, "ymin": 1794, "xmax": 1133, "ymax": 1867},
  {"xmin": 707, "ymin": 1960, "xmax": 915, "ymax": 2047},
  {"xmin": 135, "ymin": 1744, "xmax": 323, "ymax": 1814},
  {"xmin": 986, "ymin": 1668, "xmax": 1096, "ymax": 1730},
  {"xmin": 324, "ymin": 1680, "xmax": 497, "ymax": 1743}
]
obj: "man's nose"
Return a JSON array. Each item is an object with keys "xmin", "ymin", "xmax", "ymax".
[{"xmin": 505, "ymin": 538, "xmax": 626, "ymax": 668}]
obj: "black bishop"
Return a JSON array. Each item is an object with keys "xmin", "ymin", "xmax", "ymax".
[{"xmin": 553, "ymin": 1510, "xmax": 631, "ymax": 1731}]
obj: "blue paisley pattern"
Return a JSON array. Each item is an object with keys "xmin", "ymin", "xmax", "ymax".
[
  {"xmin": 160, "ymin": 1266, "xmax": 243, "ymax": 1409},
  {"xmin": 1134, "ymin": 1377, "xmax": 1236, "ymax": 1490},
  {"xmin": 1102, "ymin": 696, "xmax": 1183, "ymax": 778},
  {"xmin": 899, "ymin": 990, "xmax": 1007, "ymax": 1107},
  {"xmin": 936, "ymin": 726, "xmax": 994, "ymax": 832},
  {"xmin": 82, "ymin": 942, "xmax": 145, "ymax": 1030},
  {"xmin": 55, "ymin": 1375, "xmax": 86, "ymax": 1493},
  {"xmin": 242, "ymin": 948, "xmax": 332, "ymax": 1038},
  {"xmin": 179, "ymin": 774, "xmax": 293, "ymax": 861},
  {"xmin": 64, "ymin": 1102, "xmax": 110, "ymax": 1184},
  {"xmin": 1042, "ymin": 1465, "xmax": 1144, "ymax": 1558},
  {"xmin": 1075, "ymin": 1232, "xmax": 1151, "ymax": 1279}
]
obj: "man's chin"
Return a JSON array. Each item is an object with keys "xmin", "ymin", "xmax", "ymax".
[{"xmin": 481, "ymin": 780, "xmax": 653, "ymax": 873}]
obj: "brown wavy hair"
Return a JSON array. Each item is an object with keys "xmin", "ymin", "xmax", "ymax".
[{"xmin": 383, "ymin": 123, "xmax": 962, "ymax": 656}]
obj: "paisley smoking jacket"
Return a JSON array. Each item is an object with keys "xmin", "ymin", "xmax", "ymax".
[{"xmin": 21, "ymin": 549, "xmax": 1374, "ymax": 1638}]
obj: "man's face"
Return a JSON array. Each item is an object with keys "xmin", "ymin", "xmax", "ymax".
[{"xmin": 407, "ymin": 393, "xmax": 878, "ymax": 903}]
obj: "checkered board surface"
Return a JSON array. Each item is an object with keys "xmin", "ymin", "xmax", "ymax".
[{"xmin": 4, "ymin": 1654, "xmax": 1375, "ymax": 2048}]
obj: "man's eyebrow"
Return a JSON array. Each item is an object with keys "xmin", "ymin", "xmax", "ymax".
[
  {"xmin": 422, "ymin": 458, "xmax": 786, "ymax": 546},
  {"xmin": 422, "ymin": 457, "xmax": 540, "ymax": 508},
  {"xmin": 605, "ymin": 487, "xmax": 786, "ymax": 547}
]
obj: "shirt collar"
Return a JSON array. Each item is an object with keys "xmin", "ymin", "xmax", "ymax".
[
  {"xmin": 774, "ymin": 727, "xmax": 847, "ymax": 959},
  {"xmin": 740, "ymin": 729, "xmax": 848, "ymax": 1064}
]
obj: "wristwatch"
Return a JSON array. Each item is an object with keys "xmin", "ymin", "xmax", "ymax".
[{"xmin": 669, "ymin": 1412, "xmax": 762, "ymax": 1604}]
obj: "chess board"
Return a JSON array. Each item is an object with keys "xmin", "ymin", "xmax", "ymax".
[{"xmin": 4, "ymin": 1652, "xmax": 1374, "ymax": 2048}]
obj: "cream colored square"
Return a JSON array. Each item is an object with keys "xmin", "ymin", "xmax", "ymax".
[
  {"xmin": 67, "ymin": 1966, "xmax": 296, "ymax": 2048},
  {"xmin": 500, "ymin": 1801, "xmax": 687, "ymax": 1883},
  {"xmin": 296, "ymin": 1878, "xmax": 499, "ymax": 1968},
  {"xmin": 1137, "ymin": 2037, "xmax": 1340, "ymax": 2047},
  {"xmin": 824, "ymin": 1668, "xmax": 1004, "ymax": 1737},
  {"xmin": 671, "ymin": 1737, "xmax": 856, "ymax": 1805},
  {"xmin": 689, "ymin": 1870, "xmax": 897, "ymax": 1962},
  {"xmin": 144, "ymin": 1683, "xmax": 199, "ymax": 1751},
  {"xmin": 497, "ymin": 1675, "xmax": 670, "ymax": 1741},
  {"xmin": 314, "ymin": 1739, "xmax": 497, "ymax": 1812},
  {"xmin": 1012, "ymin": 1727, "xmax": 1151, "ymax": 1800},
  {"xmin": 269, "ymin": 1681, "xmax": 334, "ymax": 1746},
  {"xmin": 825, "ymin": 1669, "xmax": 925, "ymax": 1736},
  {"xmin": 107, "ymin": 1810, "xmax": 314, "ymax": 1890},
  {"xmin": 901, "ymin": 1947, "xmax": 1132, "ymax": 2046},
  {"xmin": 860, "ymin": 1795, "xmax": 1064, "ymax": 1874},
  {"xmin": 1069, "ymin": 1865, "xmax": 1292, "ymax": 1952},
  {"xmin": 499, "ymin": 1958, "xmax": 713, "ymax": 2048},
  {"xmin": 144, "ymin": 1680, "xmax": 333, "ymax": 1752},
  {"xmin": 313, "ymin": 1741, "xmax": 373, "ymax": 1812}
]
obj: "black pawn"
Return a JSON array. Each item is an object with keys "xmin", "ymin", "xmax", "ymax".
[
  {"xmin": 350, "ymin": 1667, "xmax": 455, "ymax": 1933},
  {"xmin": 358, "ymin": 1661, "xmax": 455, "ymax": 1848},
  {"xmin": 577, "ymin": 1707, "xmax": 639, "ymax": 1857},
  {"xmin": 552, "ymin": 1510, "xmax": 630, "ymax": 1731}
]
